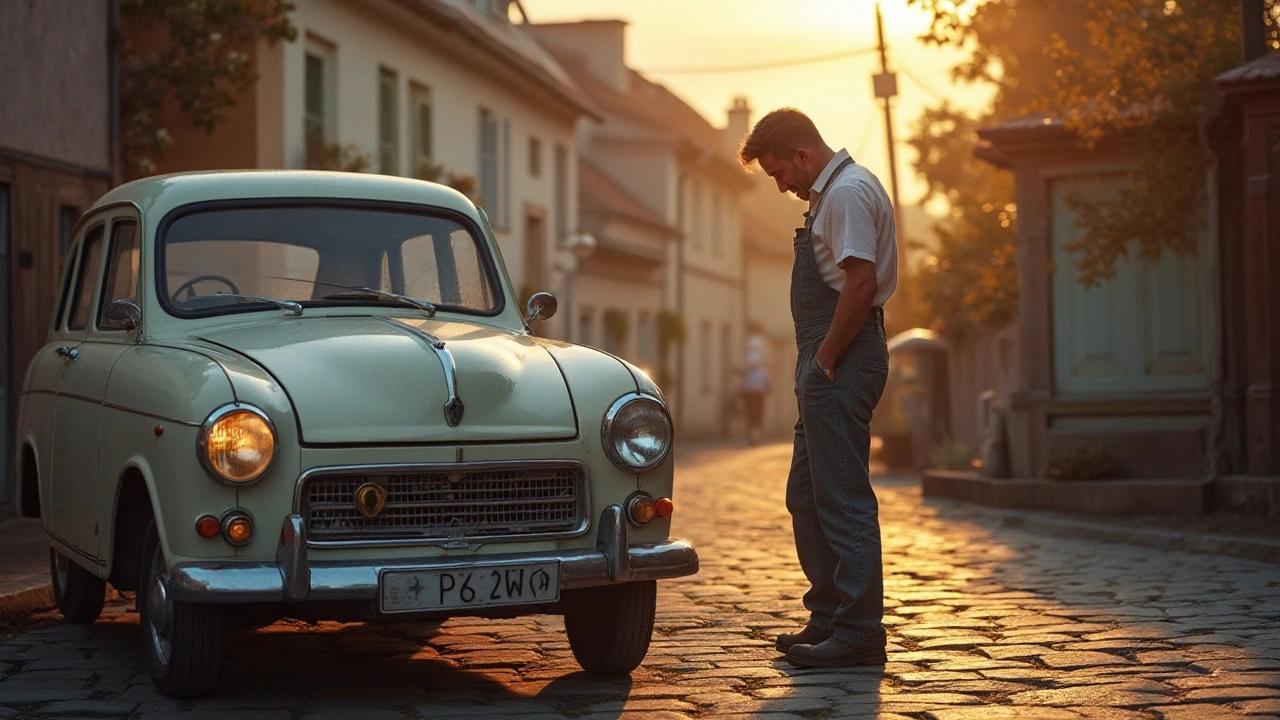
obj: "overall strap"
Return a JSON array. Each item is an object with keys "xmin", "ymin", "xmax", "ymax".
[{"xmin": 804, "ymin": 157, "xmax": 856, "ymax": 231}]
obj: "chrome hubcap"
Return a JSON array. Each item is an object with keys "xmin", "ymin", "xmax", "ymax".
[{"xmin": 145, "ymin": 546, "xmax": 172, "ymax": 666}]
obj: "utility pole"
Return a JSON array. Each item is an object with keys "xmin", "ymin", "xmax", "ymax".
[{"xmin": 873, "ymin": 2, "xmax": 903, "ymax": 240}]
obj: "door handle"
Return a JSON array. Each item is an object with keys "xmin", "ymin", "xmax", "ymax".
[{"xmin": 55, "ymin": 346, "xmax": 79, "ymax": 361}]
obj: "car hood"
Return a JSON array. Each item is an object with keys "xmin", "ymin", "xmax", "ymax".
[{"xmin": 198, "ymin": 316, "xmax": 577, "ymax": 444}]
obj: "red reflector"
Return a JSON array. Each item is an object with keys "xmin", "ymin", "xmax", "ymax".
[
  {"xmin": 655, "ymin": 497, "xmax": 674, "ymax": 518},
  {"xmin": 195, "ymin": 515, "xmax": 220, "ymax": 538}
]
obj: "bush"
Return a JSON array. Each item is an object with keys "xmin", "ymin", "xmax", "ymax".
[
  {"xmin": 1041, "ymin": 445, "xmax": 1123, "ymax": 481},
  {"xmin": 929, "ymin": 439, "xmax": 976, "ymax": 471}
]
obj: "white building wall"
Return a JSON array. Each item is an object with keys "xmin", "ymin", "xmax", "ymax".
[{"xmin": 281, "ymin": 0, "xmax": 579, "ymax": 297}]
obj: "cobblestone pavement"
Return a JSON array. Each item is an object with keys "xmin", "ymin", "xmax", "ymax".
[{"xmin": 2, "ymin": 442, "xmax": 1279, "ymax": 719}]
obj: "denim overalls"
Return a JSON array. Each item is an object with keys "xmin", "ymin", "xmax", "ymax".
[{"xmin": 786, "ymin": 157, "xmax": 890, "ymax": 646}]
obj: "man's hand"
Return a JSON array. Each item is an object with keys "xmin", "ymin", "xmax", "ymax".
[{"xmin": 815, "ymin": 257, "xmax": 877, "ymax": 381}]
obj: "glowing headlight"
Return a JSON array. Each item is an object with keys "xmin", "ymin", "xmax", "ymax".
[
  {"xmin": 198, "ymin": 405, "xmax": 276, "ymax": 485},
  {"xmin": 602, "ymin": 394, "xmax": 672, "ymax": 472}
]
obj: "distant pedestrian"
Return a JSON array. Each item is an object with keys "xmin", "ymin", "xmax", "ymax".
[
  {"xmin": 739, "ymin": 354, "xmax": 772, "ymax": 446},
  {"xmin": 738, "ymin": 108, "xmax": 897, "ymax": 668}
]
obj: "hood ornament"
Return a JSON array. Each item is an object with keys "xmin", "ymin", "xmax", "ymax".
[
  {"xmin": 444, "ymin": 397, "xmax": 465, "ymax": 427},
  {"xmin": 376, "ymin": 317, "xmax": 465, "ymax": 428}
]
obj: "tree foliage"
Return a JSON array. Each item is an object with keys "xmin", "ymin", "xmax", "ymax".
[
  {"xmin": 907, "ymin": 0, "xmax": 1274, "ymax": 330},
  {"xmin": 903, "ymin": 1, "xmax": 1083, "ymax": 336},
  {"xmin": 120, "ymin": 0, "xmax": 296, "ymax": 180}
]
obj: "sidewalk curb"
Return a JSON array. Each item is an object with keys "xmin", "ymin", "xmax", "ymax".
[
  {"xmin": 0, "ymin": 582, "xmax": 53, "ymax": 626},
  {"xmin": 925, "ymin": 495, "xmax": 1280, "ymax": 564}
]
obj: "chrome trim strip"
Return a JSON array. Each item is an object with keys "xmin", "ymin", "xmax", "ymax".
[
  {"xmin": 22, "ymin": 389, "xmax": 202, "ymax": 426},
  {"xmin": 167, "ymin": 540, "xmax": 699, "ymax": 604},
  {"xmin": 601, "ymin": 393, "xmax": 672, "ymax": 472},
  {"xmin": 293, "ymin": 460, "xmax": 592, "ymax": 548},
  {"xmin": 376, "ymin": 317, "xmax": 464, "ymax": 427}
]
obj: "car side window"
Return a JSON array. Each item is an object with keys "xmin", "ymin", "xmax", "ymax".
[
  {"xmin": 98, "ymin": 220, "xmax": 140, "ymax": 330},
  {"xmin": 67, "ymin": 225, "xmax": 105, "ymax": 331}
]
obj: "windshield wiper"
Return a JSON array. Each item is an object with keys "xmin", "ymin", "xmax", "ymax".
[
  {"xmin": 212, "ymin": 292, "xmax": 303, "ymax": 316},
  {"xmin": 269, "ymin": 276, "xmax": 437, "ymax": 317}
]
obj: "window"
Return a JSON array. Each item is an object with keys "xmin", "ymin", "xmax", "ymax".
[
  {"xmin": 161, "ymin": 204, "xmax": 499, "ymax": 316},
  {"xmin": 67, "ymin": 225, "xmax": 104, "ymax": 331},
  {"xmin": 690, "ymin": 183, "xmax": 704, "ymax": 250},
  {"xmin": 638, "ymin": 311, "xmax": 655, "ymax": 367},
  {"xmin": 711, "ymin": 189, "xmax": 723, "ymax": 256},
  {"xmin": 529, "ymin": 137, "xmax": 542, "ymax": 177},
  {"xmin": 554, "ymin": 144, "xmax": 568, "ymax": 241},
  {"xmin": 700, "ymin": 319, "xmax": 712, "ymax": 392},
  {"xmin": 579, "ymin": 308, "xmax": 594, "ymax": 347},
  {"xmin": 304, "ymin": 37, "xmax": 334, "ymax": 142},
  {"xmin": 478, "ymin": 109, "xmax": 509, "ymax": 227},
  {"xmin": 410, "ymin": 83, "xmax": 432, "ymax": 178},
  {"xmin": 378, "ymin": 67, "xmax": 399, "ymax": 175},
  {"xmin": 98, "ymin": 221, "xmax": 140, "ymax": 330},
  {"xmin": 59, "ymin": 206, "xmax": 79, "ymax": 258}
]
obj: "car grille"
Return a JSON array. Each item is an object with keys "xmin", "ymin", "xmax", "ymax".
[{"xmin": 301, "ymin": 464, "xmax": 587, "ymax": 543}]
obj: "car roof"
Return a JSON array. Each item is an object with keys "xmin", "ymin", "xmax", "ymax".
[{"xmin": 94, "ymin": 170, "xmax": 481, "ymax": 220}]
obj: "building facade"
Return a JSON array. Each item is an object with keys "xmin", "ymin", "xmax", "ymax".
[
  {"xmin": 530, "ymin": 20, "xmax": 755, "ymax": 439},
  {"xmin": 145, "ymin": 0, "xmax": 596, "ymax": 336},
  {"xmin": 0, "ymin": 1, "xmax": 115, "ymax": 511}
]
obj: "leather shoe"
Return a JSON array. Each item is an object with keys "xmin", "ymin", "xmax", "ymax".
[
  {"xmin": 774, "ymin": 625, "xmax": 833, "ymax": 653},
  {"xmin": 786, "ymin": 637, "xmax": 887, "ymax": 668}
]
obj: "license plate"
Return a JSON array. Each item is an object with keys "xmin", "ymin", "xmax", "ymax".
[{"xmin": 379, "ymin": 562, "xmax": 560, "ymax": 613}]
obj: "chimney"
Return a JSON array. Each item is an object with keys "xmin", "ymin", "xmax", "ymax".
[
  {"xmin": 528, "ymin": 20, "xmax": 629, "ymax": 93},
  {"xmin": 725, "ymin": 96, "xmax": 752, "ymax": 149}
]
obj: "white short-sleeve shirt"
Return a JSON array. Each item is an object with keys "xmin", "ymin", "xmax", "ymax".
[{"xmin": 807, "ymin": 149, "xmax": 898, "ymax": 307}]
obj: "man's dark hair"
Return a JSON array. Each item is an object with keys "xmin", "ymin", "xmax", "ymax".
[{"xmin": 738, "ymin": 107, "xmax": 825, "ymax": 168}]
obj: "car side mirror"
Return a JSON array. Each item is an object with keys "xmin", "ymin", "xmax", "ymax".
[
  {"xmin": 107, "ymin": 298, "xmax": 143, "ymax": 339},
  {"xmin": 523, "ymin": 292, "xmax": 558, "ymax": 332}
]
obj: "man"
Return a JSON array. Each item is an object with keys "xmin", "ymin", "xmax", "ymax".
[{"xmin": 738, "ymin": 108, "xmax": 897, "ymax": 668}]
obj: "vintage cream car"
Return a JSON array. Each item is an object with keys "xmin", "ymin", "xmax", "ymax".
[{"xmin": 15, "ymin": 171, "xmax": 697, "ymax": 697}]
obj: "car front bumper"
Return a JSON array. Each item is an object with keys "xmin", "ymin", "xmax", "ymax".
[{"xmin": 167, "ymin": 504, "xmax": 698, "ymax": 606}]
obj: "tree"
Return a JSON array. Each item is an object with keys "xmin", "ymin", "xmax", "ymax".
[
  {"xmin": 903, "ymin": 1, "xmax": 1085, "ymax": 335},
  {"xmin": 910, "ymin": 0, "xmax": 1279, "ymax": 288},
  {"xmin": 119, "ymin": 0, "xmax": 296, "ymax": 180}
]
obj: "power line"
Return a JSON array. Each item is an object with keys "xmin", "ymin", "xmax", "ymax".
[
  {"xmin": 646, "ymin": 46, "xmax": 877, "ymax": 74},
  {"xmin": 852, "ymin": 113, "xmax": 878, "ymax": 161},
  {"xmin": 889, "ymin": 50, "xmax": 948, "ymax": 102}
]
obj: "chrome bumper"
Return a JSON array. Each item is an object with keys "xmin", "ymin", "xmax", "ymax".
[{"xmin": 168, "ymin": 504, "xmax": 698, "ymax": 605}]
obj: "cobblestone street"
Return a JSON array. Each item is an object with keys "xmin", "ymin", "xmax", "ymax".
[{"xmin": 2, "ymin": 442, "xmax": 1279, "ymax": 719}]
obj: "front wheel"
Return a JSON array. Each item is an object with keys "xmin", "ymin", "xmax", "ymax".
[
  {"xmin": 562, "ymin": 580, "xmax": 656, "ymax": 675},
  {"xmin": 50, "ymin": 548, "xmax": 105, "ymax": 623},
  {"xmin": 138, "ymin": 520, "xmax": 224, "ymax": 698}
]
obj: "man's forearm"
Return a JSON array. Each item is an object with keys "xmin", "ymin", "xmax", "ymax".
[{"xmin": 816, "ymin": 276, "xmax": 876, "ymax": 374}]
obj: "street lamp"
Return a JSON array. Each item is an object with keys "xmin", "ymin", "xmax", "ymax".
[{"xmin": 556, "ymin": 231, "xmax": 596, "ymax": 342}]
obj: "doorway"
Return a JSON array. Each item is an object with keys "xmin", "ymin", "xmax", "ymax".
[{"xmin": 1, "ymin": 182, "xmax": 10, "ymax": 505}]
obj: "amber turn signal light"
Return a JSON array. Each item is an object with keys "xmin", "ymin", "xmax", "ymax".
[
  {"xmin": 625, "ymin": 493, "xmax": 657, "ymax": 526},
  {"xmin": 195, "ymin": 515, "xmax": 220, "ymax": 538},
  {"xmin": 220, "ymin": 511, "xmax": 254, "ymax": 547},
  {"xmin": 655, "ymin": 496, "xmax": 674, "ymax": 518}
]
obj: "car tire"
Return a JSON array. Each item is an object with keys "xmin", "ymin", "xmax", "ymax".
[
  {"xmin": 49, "ymin": 548, "xmax": 105, "ymax": 624},
  {"xmin": 562, "ymin": 580, "xmax": 656, "ymax": 675},
  {"xmin": 138, "ymin": 519, "xmax": 224, "ymax": 698}
]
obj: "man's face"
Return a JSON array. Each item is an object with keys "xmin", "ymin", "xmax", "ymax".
[{"xmin": 758, "ymin": 149, "xmax": 816, "ymax": 201}]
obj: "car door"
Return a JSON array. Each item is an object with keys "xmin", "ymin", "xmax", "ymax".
[{"xmin": 49, "ymin": 211, "xmax": 138, "ymax": 558}]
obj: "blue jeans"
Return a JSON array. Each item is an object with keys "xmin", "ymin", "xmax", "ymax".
[{"xmin": 786, "ymin": 312, "xmax": 889, "ymax": 645}]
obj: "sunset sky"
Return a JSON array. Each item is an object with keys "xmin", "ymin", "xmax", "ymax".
[{"xmin": 520, "ymin": 0, "xmax": 994, "ymax": 215}]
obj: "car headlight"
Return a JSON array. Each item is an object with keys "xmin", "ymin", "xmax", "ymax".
[
  {"xmin": 198, "ymin": 404, "xmax": 276, "ymax": 485},
  {"xmin": 602, "ymin": 393, "xmax": 672, "ymax": 472}
]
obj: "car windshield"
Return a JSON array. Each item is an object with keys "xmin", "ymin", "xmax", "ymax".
[{"xmin": 159, "ymin": 203, "xmax": 500, "ymax": 316}]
